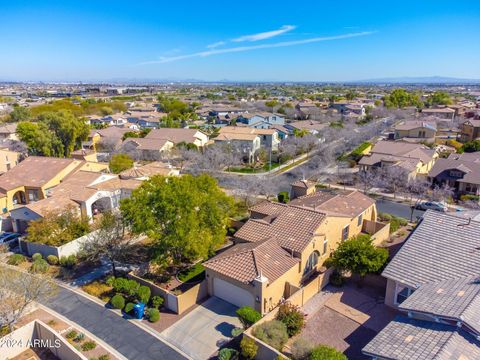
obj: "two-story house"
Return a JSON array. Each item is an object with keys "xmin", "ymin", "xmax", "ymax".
[
  {"xmin": 459, "ymin": 119, "xmax": 480, "ymax": 143},
  {"xmin": 394, "ymin": 121, "xmax": 437, "ymax": 143},
  {"xmin": 236, "ymin": 112, "xmax": 285, "ymax": 129}
]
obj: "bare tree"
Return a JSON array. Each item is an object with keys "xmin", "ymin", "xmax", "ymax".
[
  {"xmin": 403, "ymin": 178, "xmax": 430, "ymax": 221},
  {"xmin": 378, "ymin": 166, "xmax": 409, "ymax": 199},
  {"xmin": 81, "ymin": 211, "xmax": 134, "ymax": 276},
  {"xmin": 357, "ymin": 168, "xmax": 381, "ymax": 195},
  {"xmin": 429, "ymin": 183, "xmax": 455, "ymax": 204},
  {"xmin": 0, "ymin": 267, "xmax": 58, "ymax": 331}
]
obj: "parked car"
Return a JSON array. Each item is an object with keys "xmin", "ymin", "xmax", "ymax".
[
  {"xmin": 0, "ymin": 232, "xmax": 21, "ymax": 248},
  {"xmin": 415, "ymin": 201, "xmax": 448, "ymax": 212}
]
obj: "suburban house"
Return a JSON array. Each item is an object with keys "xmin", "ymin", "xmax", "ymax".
[
  {"xmin": 394, "ymin": 120, "xmax": 437, "ymax": 143},
  {"xmin": 82, "ymin": 129, "xmax": 102, "ymax": 150},
  {"xmin": 0, "ymin": 157, "xmax": 85, "ymax": 213},
  {"xmin": 121, "ymin": 137, "xmax": 174, "ymax": 160},
  {"xmin": 126, "ymin": 111, "xmax": 167, "ymax": 128},
  {"xmin": 95, "ymin": 127, "xmax": 135, "ymax": 151},
  {"xmin": 0, "ymin": 147, "xmax": 20, "ymax": 173},
  {"xmin": 119, "ymin": 161, "xmax": 180, "ymax": 180},
  {"xmin": 428, "ymin": 152, "xmax": 480, "ymax": 197},
  {"xmin": 145, "ymin": 128, "xmax": 209, "ymax": 148},
  {"xmin": 421, "ymin": 107, "xmax": 456, "ymax": 121},
  {"xmin": 235, "ymin": 112, "xmax": 285, "ymax": 129},
  {"xmin": 363, "ymin": 211, "xmax": 480, "ymax": 359},
  {"xmin": 10, "ymin": 171, "xmax": 142, "ymax": 233},
  {"xmin": 270, "ymin": 124, "xmax": 291, "ymax": 140},
  {"xmin": 358, "ymin": 140, "xmax": 438, "ymax": 178},
  {"xmin": 459, "ymin": 119, "xmax": 480, "ymax": 143},
  {"xmin": 0, "ymin": 123, "xmax": 18, "ymax": 141},
  {"xmin": 295, "ymin": 101, "xmax": 327, "ymax": 119},
  {"xmin": 285, "ymin": 120, "xmax": 328, "ymax": 135},
  {"xmin": 217, "ymin": 126, "xmax": 280, "ymax": 151},
  {"xmin": 87, "ymin": 114, "xmax": 128, "ymax": 127},
  {"xmin": 214, "ymin": 130, "xmax": 261, "ymax": 163},
  {"xmin": 203, "ymin": 181, "xmax": 388, "ymax": 315}
]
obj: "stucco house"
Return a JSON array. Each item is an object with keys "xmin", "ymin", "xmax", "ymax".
[
  {"xmin": 0, "ymin": 123, "xmax": 18, "ymax": 141},
  {"xmin": 121, "ymin": 137, "xmax": 174, "ymax": 161},
  {"xmin": 145, "ymin": 128, "xmax": 209, "ymax": 148},
  {"xmin": 428, "ymin": 152, "xmax": 480, "ymax": 197},
  {"xmin": 0, "ymin": 147, "xmax": 20, "ymax": 174},
  {"xmin": 236, "ymin": 112, "xmax": 285, "ymax": 129},
  {"xmin": 204, "ymin": 181, "xmax": 388, "ymax": 315},
  {"xmin": 459, "ymin": 119, "xmax": 480, "ymax": 143},
  {"xmin": 358, "ymin": 140, "xmax": 438, "ymax": 179},
  {"xmin": 214, "ymin": 131, "xmax": 261, "ymax": 163},
  {"xmin": 394, "ymin": 120, "xmax": 437, "ymax": 143},
  {"xmin": 217, "ymin": 126, "xmax": 280, "ymax": 151},
  {"xmin": 363, "ymin": 211, "xmax": 480, "ymax": 359}
]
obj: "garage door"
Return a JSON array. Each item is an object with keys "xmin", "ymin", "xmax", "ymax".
[{"xmin": 213, "ymin": 278, "xmax": 255, "ymax": 308}]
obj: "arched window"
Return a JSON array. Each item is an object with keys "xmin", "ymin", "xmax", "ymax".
[{"xmin": 304, "ymin": 251, "xmax": 319, "ymax": 274}]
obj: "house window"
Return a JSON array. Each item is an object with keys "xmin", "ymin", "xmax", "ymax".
[
  {"xmin": 449, "ymin": 170, "xmax": 464, "ymax": 178},
  {"xmin": 357, "ymin": 214, "xmax": 363, "ymax": 226},
  {"xmin": 342, "ymin": 225, "xmax": 349, "ymax": 241},
  {"xmin": 395, "ymin": 284, "xmax": 414, "ymax": 305},
  {"xmin": 27, "ymin": 189, "xmax": 40, "ymax": 202},
  {"xmin": 323, "ymin": 238, "xmax": 328, "ymax": 255},
  {"xmin": 304, "ymin": 251, "xmax": 319, "ymax": 274}
]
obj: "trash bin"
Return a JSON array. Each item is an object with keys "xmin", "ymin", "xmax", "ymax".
[{"xmin": 133, "ymin": 302, "xmax": 145, "ymax": 319}]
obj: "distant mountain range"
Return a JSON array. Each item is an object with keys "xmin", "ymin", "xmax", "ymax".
[{"xmin": 350, "ymin": 76, "xmax": 480, "ymax": 84}]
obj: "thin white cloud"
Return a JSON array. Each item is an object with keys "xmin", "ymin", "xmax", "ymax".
[
  {"xmin": 206, "ymin": 41, "xmax": 226, "ymax": 49},
  {"xmin": 232, "ymin": 25, "xmax": 296, "ymax": 42},
  {"xmin": 140, "ymin": 31, "xmax": 375, "ymax": 65}
]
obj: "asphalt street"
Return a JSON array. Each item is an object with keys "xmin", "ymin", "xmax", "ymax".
[
  {"xmin": 376, "ymin": 198, "xmax": 425, "ymax": 220},
  {"xmin": 43, "ymin": 286, "xmax": 187, "ymax": 360}
]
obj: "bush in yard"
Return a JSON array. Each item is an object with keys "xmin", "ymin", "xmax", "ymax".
[
  {"xmin": 147, "ymin": 308, "xmax": 160, "ymax": 323},
  {"xmin": 74, "ymin": 333, "xmax": 85, "ymax": 342},
  {"xmin": 30, "ymin": 259, "xmax": 49, "ymax": 274},
  {"xmin": 291, "ymin": 338, "xmax": 315, "ymax": 360},
  {"xmin": 240, "ymin": 336, "xmax": 258, "ymax": 360},
  {"xmin": 46, "ymin": 255, "xmax": 59, "ymax": 265},
  {"xmin": 137, "ymin": 285, "xmax": 151, "ymax": 304},
  {"xmin": 329, "ymin": 270, "xmax": 345, "ymax": 287},
  {"xmin": 60, "ymin": 255, "xmax": 77, "ymax": 269},
  {"xmin": 105, "ymin": 276, "xmax": 115, "ymax": 286},
  {"xmin": 309, "ymin": 345, "xmax": 346, "ymax": 360},
  {"xmin": 150, "ymin": 295, "xmax": 164, "ymax": 309},
  {"xmin": 124, "ymin": 302, "xmax": 135, "ymax": 314},
  {"xmin": 81, "ymin": 340, "xmax": 97, "ymax": 351},
  {"xmin": 112, "ymin": 277, "xmax": 139, "ymax": 296},
  {"xmin": 32, "ymin": 253, "xmax": 43, "ymax": 261},
  {"xmin": 236, "ymin": 306, "xmax": 262, "ymax": 329},
  {"xmin": 275, "ymin": 302, "xmax": 306, "ymax": 337},
  {"xmin": 66, "ymin": 330, "xmax": 78, "ymax": 339},
  {"xmin": 231, "ymin": 327, "xmax": 244, "ymax": 337},
  {"xmin": 218, "ymin": 348, "xmax": 239, "ymax": 360},
  {"xmin": 7, "ymin": 254, "xmax": 25, "ymax": 265},
  {"xmin": 252, "ymin": 320, "xmax": 289, "ymax": 350},
  {"xmin": 331, "ymin": 234, "xmax": 388, "ymax": 278},
  {"xmin": 277, "ymin": 191, "xmax": 290, "ymax": 204},
  {"xmin": 110, "ymin": 294, "xmax": 125, "ymax": 309}
]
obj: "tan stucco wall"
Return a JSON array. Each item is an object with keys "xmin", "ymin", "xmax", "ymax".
[{"xmin": 0, "ymin": 148, "xmax": 20, "ymax": 173}]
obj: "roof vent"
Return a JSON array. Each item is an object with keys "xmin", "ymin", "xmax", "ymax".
[
  {"xmin": 458, "ymin": 291, "xmax": 465, "ymax": 297},
  {"xmin": 436, "ymin": 288, "xmax": 444, "ymax": 294},
  {"xmin": 404, "ymin": 335, "xmax": 414, "ymax": 343}
]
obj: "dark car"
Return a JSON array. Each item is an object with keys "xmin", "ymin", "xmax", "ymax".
[{"xmin": 0, "ymin": 232, "xmax": 21, "ymax": 248}]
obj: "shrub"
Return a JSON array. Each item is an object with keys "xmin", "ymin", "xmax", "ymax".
[
  {"xmin": 105, "ymin": 276, "xmax": 115, "ymax": 286},
  {"xmin": 30, "ymin": 259, "xmax": 49, "ymax": 274},
  {"xmin": 278, "ymin": 191, "xmax": 290, "ymax": 204},
  {"xmin": 236, "ymin": 306, "xmax": 262, "ymax": 329},
  {"xmin": 309, "ymin": 345, "xmax": 346, "ymax": 360},
  {"xmin": 231, "ymin": 327, "xmax": 244, "ymax": 337},
  {"xmin": 60, "ymin": 255, "xmax": 77, "ymax": 269},
  {"xmin": 82, "ymin": 281, "xmax": 113, "ymax": 302},
  {"xmin": 460, "ymin": 194, "xmax": 480, "ymax": 202},
  {"xmin": 98, "ymin": 355, "xmax": 110, "ymax": 360},
  {"xmin": 74, "ymin": 333, "xmax": 85, "ymax": 342},
  {"xmin": 329, "ymin": 270, "xmax": 345, "ymax": 287},
  {"xmin": 81, "ymin": 341, "xmax": 97, "ymax": 351},
  {"xmin": 32, "ymin": 253, "xmax": 43, "ymax": 261},
  {"xmin": 7, "ymin": 254, "xmax": 25, "ymax": 265},
  {"xmin": 137, "ymin": 285, "xmax": 151, "ymax": 304},
  {"xmin": 240, "ymin": 336, "xmax": 258, "ymax": 360},
  {"xmin": 252, "ymin": 320, "xmax": 288, "ymax": 350},
  {"xmin": 66, "ymin": 330, "xmax": 78, "ymax": 339},
  {"xmin": 47, "ymin": 255, "xmax": 59, "ymax": 265},
  {"xmin": 150, "ymin": 296, "xmax": 164, "ymax": 309},
  {"xmin": 218, "ymin": 348, "xmax": 239, "ymax": 360},
  {"xmin": 275, "ymin": 303, "xmax": 306, "ymax": 337},
  {"xmin": 148, "ymin": 308, "xmax": 160, "ymax": 323},
  {"xmin": 112, "ymin": 277, "xmax": 139, "ymax": 296},
  {"xmin": 124, "ymin": 302, "xmax": 135, "ymax": 314},
  {"xmin": 110, "ymin": 294, "xmax": 125, "ymax": 309},
  {"xmin": 291, "ymin": 338, "xmax": 315, "ymax": 360}
]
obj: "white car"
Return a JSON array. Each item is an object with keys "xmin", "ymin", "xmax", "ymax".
[{"xmin": 416, "ymin": 201, "xmax": 448, "ymax": 212}]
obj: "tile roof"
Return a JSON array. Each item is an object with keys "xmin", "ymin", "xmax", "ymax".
[
  {"xmin": 363, "ymin": 316, "xmax": 480, "ymax": 360},
  {"xmin": 0, "ymin": 156, "xmax": 79, "ymax": 191},
  {"xmin": 429, "ymin": 157, "xmax": 480, "ymax": 185},
  {"xmin": 119, "ymin": 161, "xmax": 177, "ymax": 179},
  {"xmin": 204, "ymin": 237, "xmax": 299, "ymax": 284},
  {"xmin": 145, "ymin": 128, "xmax": 206, "ymax": 144},
  {"xmin": 218, "ymin": 126, "xmax": 276, "ymax": 136},
  {"xmin": 235, "ymin": 205, "xmax": 326, "ymax": 253},
  {"xmin": 399, "ymin": 275, "xmax": 480, "ymax": 334},
  {"xmin": 396, "ymin": 120, "xmax": 437, "ymax": 131},
  {"xmin": 97, "ymin": 126, "xmax": 132, "ymax": 139},
  {"xmin": 382, "ymin": 211, "xmax": 480, "ymax": 288},
  {"xmin": 122, "ymin": 137, "xmax": 171, "ymax": 151}
]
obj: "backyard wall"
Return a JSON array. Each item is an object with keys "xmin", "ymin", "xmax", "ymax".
[
  {"xmin": 362, "ymin": 220, "xmax": 390, "ymax": 246},
  {"xmin": 19, "ymin": 230, "xmax": 99, "ymax": 258},
  {"xmin": 127, "ymin": 272, "xmax": 208, "ymax": 314},
  {"xmin": 1, "ymin": 320, "xmax": 88, "ymax": 360}
]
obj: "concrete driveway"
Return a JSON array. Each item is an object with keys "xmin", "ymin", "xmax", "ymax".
[{"xmin": 160, "ymin": 297, "xmax": 242, "ymax": 360}]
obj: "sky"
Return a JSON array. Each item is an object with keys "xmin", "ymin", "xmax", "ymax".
[{"xmin": 1, "ymin": 0, "xmax": 480, "ymax": 82}]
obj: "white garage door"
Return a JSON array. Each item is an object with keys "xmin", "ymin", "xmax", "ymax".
[{"xmin": 213, "ymin": 278, "xmax": 255, "ymax": 308}]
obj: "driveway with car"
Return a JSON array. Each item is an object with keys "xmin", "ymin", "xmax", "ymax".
[{"xmin": 160, "ymin": 297, "xmax": 242, "ymax": 360}]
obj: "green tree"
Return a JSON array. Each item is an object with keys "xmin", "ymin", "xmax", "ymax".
[
  {"xmin": 426, "ymin": 91, "xmax": 452, "ymax": 106},
  {"xmin": 120, "ymin": 174, "xmax": 235, "ymax": 266},
  {"xmin": 309, "ymin": 345, "xmax": 346, "ymax": 360},
  {"xmin": 459, "ymin": 140, "xmax": 480, "ymax": 153},
  {"xmin": 8, "ymin": 106, "xmax": 31, "ymax": 122},
  {"xmin": 109, "ymin": 154, "xmax": 134, "ymax": 174},
  {"xmin": 265, "ymin": 100, "xmax": 279, "ymax": 112},
  {"xmin": 240, "ymin": 337, "xmax": 258, "ymax": 360},
  {"xmin": 384, "ymin": 89, "xmax": 422, "ymax": 109},
  {"xmin": 331, "ymin": 234, "xmax": 388, "ymax": 277}
]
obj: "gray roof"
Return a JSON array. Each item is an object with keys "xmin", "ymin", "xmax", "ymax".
[
  {"xmin": 382, "ymin": 211, "xmax": 480, "ymax": 288},
  {"xmin": 363, "ymin": 316, "xmax": 480, "ymax": 360},
  {"xmin": 429, "ymin": 157, "xmax": 480, "ymax": 185},
  {"xmin": 399, "ymin": 275, "xmax": 480, "ymax": 334}
]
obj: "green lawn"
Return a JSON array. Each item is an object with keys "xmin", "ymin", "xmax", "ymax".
[
  {"xmin": 228, "ymin": 161, "xmax": 281, "ymax": 173},
  {"xmin": 177, "ymin": 263, "xmax": 205, "ymax": 283}
]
